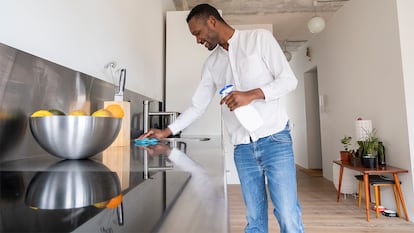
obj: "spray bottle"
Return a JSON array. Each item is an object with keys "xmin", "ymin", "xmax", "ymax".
[{"xmin": 219, "ymin": 84, "xmax": 263, "ymax": 132}]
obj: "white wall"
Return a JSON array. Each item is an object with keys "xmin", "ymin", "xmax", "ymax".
[
  {"xmin": 165, "ymin": 11, "xmax": 221, "ymax": 136},
  {"xmin": 397, "ymin": 0, "xmax": 414, "ymax": 220},
  {"xmin": 289, "ymin": 0, "xmax": 414, "ymax": 220},
  {"xmin": 287, "ymin": 46, "xmax": 310, "ymax": 169},
  {"xmin": 0, "ymin": 0, "xmax": 175, "ymax": 101}
]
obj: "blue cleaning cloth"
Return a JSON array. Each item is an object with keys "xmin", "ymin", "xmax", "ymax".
[{"xmin": 134, "ymin": 138, "xmax": 159, "ymax": 146}]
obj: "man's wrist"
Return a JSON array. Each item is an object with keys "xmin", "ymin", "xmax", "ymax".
[
  {"xmin": 163, "ymin": 128, "xmax": 172, "ymax": 138},
  {"xmin": 248, "ymin": 88, "xmax": 265, "ymax": 101}
]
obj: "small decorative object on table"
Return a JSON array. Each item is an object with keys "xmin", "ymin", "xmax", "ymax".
[
  {"xmin": 340, "ymin": 135, "xmax": 352, "ymax": 164},
  {"xmin": 349, "ymin": 149, "xmax": 361, "ymax": 167},
  {"xmin": 378, "ymin": 141, "xmax": 386, "ymax": 166}
]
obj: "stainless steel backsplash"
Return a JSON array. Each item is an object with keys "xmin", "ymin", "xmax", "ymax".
[{"xmin": 0, "ymin": 42, "xmax": 159, "ymax": 163}]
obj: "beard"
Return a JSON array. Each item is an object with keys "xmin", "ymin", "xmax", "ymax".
[{"xmin": 206, "ymin": 42, "xmax": 218, "ymax": 51}]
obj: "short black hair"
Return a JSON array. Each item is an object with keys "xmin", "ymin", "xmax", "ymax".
[{"xmin": 186, "ymin": 3, "xmax": 225, "ymax": 23}]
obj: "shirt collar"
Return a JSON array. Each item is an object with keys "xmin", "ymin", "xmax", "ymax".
[
  {"xmin": 218, "ymin": 29, "xmax": 238, "ymax": 52},
  {"xmin": 227, "ymin": 29, "xmax": 239, "ymax": 45}
]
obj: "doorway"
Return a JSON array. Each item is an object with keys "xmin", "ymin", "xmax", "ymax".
[{"xmin": 304, "ymin": 68, "xmax": 322, "ymax": 170}]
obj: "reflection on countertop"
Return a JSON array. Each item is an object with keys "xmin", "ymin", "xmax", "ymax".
[
  {"xmin": 155, "ymin": 135, "xmax": 228, "ymax": 233},
  {"xmin": 0, "ymin": 135, "xmax": 227, "ymax": 233}
]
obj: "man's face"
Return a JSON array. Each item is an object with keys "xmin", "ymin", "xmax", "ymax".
[{"xmin": 188, "ymin": 16, "xmax": 219, "ymax": 51}]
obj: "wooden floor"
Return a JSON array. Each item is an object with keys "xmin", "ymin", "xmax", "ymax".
[{"xmin": 228, "ymin": 169, "xmax": 414, "ymax": 233}]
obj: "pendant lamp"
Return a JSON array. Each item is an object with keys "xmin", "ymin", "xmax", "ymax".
[
  {"xmin": 308, "ymin": 0, "xmax": 326, "ymax": 34},
  {"xmin": 308, "ymin": 16, "xmax": 326, "ymax": 34}
]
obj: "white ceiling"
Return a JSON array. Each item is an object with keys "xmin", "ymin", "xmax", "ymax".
[{"xmin": 173, "ymin": 0, "xmax": 349, "ymax": 52}]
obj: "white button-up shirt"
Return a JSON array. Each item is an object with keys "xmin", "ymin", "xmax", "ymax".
[{"xmin": 168, "ymin": 29, "xmax": 297, "ymax": 145}]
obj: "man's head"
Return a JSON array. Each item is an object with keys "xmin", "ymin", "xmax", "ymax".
[
  {"xmin": 186, "ymin": 3, "xmax": 225, "ymax": 24},
  {"xmin": 186, "ymin": 4, "xmax": 230, "ymax": 51}
]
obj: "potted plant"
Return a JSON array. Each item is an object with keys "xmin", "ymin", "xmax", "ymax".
[
  {"xmin": 340, "ymin": 136, "xmax": 352, "ymax": 164},
  {"xmin": 357, "ymin": 129, "xmax": 379, "ymax": 168}
]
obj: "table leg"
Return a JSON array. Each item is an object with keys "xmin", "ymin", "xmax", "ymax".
[
  {"xmin": 337, "ymin": 165, "xmax": 344, "ymax": 202},
  {"xmin": 393, "ymin": 173, "xmax": 409, "ymax": 221},
  {"xmin": 363, "ymin": 174, "xmax": 370, "ymax": 222}
]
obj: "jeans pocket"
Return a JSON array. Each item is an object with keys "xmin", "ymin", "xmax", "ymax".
[{"xmin": 269, "ymin": 130, "xmax": 292, "ymax": 144}]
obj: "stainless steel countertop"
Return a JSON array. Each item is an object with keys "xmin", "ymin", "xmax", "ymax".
[{"xmin": 156, "ymin": 135, "xmax": 229, "ymax": 233}]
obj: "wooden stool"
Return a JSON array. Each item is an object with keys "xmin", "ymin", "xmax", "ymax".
[{"xmin": 355, "ymin": 175, "xmax": 402, "ymax": 218}]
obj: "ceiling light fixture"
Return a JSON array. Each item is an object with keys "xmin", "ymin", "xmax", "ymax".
[
  {"xmin": 308, "ymin": 0, "xmax": 349, "ymax": 34},
  {"xmin": 308, "ymin": 0, "xmax": 325, "ymax": 34}
]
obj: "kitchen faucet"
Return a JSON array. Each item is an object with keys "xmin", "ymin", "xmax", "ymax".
[{"xmin": 143, "ymin": 100, "xmax": 180, "ymax": 133}]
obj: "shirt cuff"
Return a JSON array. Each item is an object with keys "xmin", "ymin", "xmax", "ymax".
[
  {"xmin": 259, "ymin": 87, "xmax": 270, "ymax": 101},
  {"xmin": 168, "ymin": 124, "xmax": 181, "ymax": 136}
]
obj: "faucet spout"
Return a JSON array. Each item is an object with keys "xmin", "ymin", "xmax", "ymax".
[
  {"xmin": 143, "ymin": 100, "xmax": 151, "ymax": 133},
  {"xmin": 143, "ymin": 100, "xmax": 180, "ymax": 133}
]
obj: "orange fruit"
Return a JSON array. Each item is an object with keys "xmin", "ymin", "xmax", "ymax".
[
  {"xmin": 105, "ymin": 104, "xmax": 124, "ymax": 118},
  {"xmin": 105, "ymin": 194, "xmax": 123, "ymax": 208},
  {"xmin": 91, "ymin": 109, "xmax": 113, "ymax": 117}
]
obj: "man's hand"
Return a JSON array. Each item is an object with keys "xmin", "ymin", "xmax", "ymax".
[
  {"xmin": 137, "ymin": 128, "xmax": 172, "ymax": 140},
  {"xmin": 220, "ymin": 88, "xmax": 264, "ymax": 111}
]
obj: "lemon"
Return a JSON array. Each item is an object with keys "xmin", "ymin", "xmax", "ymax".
[
  {"xmin": 29, "ymin": 206, "xmax": 39, "ymax": 210},
  {"xmin": 91, "ymin": 109, "xmax": 113, "ymax": 117},
  {"xmin": 69, "ymin": 110, "xmax": 87, "ymax": 116},
  {"xmin": 93, "ymin": 201, "xmax": 108, "ymax": 209},
  {"xmin": 105, "ymin": 104, "xmax": 124, "ymax": 118},
  {"xmin": 31, "ymin": 110, "xmax": 53, "ymax": 117},
  {"xmin": 48, "ymin": 109, "xmax": 66, "ymax": 116}
]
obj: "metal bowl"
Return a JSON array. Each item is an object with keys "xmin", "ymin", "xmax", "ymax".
[{"xmin": 29, "ymin": 116, "xmax": 122, "ymax": 159}]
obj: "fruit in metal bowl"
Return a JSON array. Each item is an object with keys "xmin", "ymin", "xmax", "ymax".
[
  {"xmin": 69, "ymin": 110, "xmax": 87, "ymax": 116},
  {"xmin": 91, "ymin": 109, "xmax": 113, "ymax": 117},
  {"xmin": 105, "ymin": 104, "xmax": 124, "ymax": 118},
  {"xmin": 31, "ymin": 110, "xmax": 53, "ymax": 117},
  {"xmin": 48, "ymin": 109, "xmax": 66, "ymax": 116}
]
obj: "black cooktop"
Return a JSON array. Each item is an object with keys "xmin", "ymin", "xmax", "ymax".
[{"xmin": 0, "ymin": 146, "xmax": 191, "ymax": 233}]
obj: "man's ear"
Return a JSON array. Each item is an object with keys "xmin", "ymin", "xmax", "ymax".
[{"xmin": 207, "ymin": 15, "xmax": 217, "ymax": 28}]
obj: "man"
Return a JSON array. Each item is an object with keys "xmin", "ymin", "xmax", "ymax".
[{"xmin": 139, "ymin": 3, "xmax": 304, "ymax": 233}]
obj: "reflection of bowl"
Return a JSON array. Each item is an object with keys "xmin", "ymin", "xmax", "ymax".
[
  {"xmin": 25, "ymin": 159, "xmax": 121, "ymax": 209},
  {"xmin": 29, "ymin": 116, "xmax": 121, "ymax": 159}
]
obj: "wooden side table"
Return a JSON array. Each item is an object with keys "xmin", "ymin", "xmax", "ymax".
[{"xmin": 333, "ymin": 160, "xmax": 409, "ymax": 222}]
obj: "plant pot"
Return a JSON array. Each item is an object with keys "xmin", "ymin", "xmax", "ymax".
[
  {"xmin": 340, "ymin": 151, "xmax": 351, "ymax": 164},
  {"xmin": 363, "ymin": 155, "xmax": 377, "ymax": 169},
  {"xmin": 350, "ymin": 157, "xmax": 361, "ymax": 167}
]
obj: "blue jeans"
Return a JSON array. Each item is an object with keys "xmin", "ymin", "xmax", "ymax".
[{"xmin": 234, "ymin": 126, "xmax": 304, "ymax": 233}]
